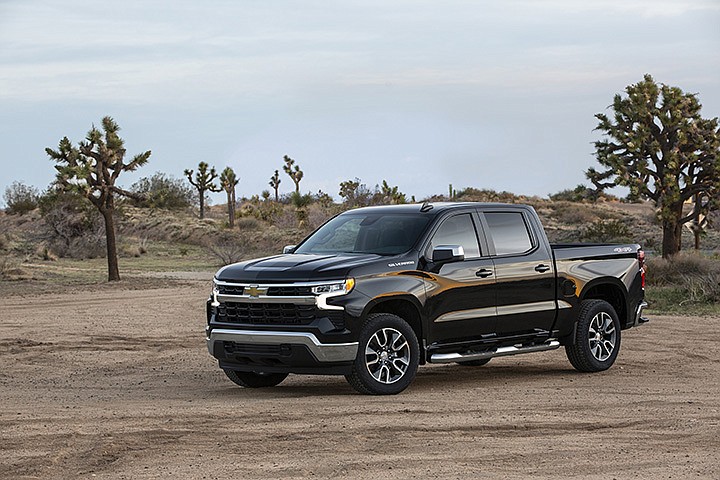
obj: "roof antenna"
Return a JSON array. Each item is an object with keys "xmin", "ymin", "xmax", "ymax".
[{"xmin": 420, "ymin": 201, "xmax": 433, "ymax": 213}]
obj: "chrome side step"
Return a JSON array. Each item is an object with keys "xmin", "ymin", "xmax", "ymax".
[{"xmin": 429, "ymin": 340, "xmax": 561, "ymax": 364}]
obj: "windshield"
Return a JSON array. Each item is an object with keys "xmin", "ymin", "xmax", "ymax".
[{"xmin": 294, "ymin": 213, "xmax": 431, "ymax": 255}]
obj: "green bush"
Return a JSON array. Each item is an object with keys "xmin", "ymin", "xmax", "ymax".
[
  {"xmin": 130, "ymin": 172, "xmax": 195, "ymax": 210},
  {"xmin": 549, "ymin": 184, "xmax": 597, "ymax": 202},
  {"xmin": 454, "ymin": 188, "xmax": 519, "ymax": 203},
  {"xmin": 3, "ymin": 181, "xmax": 39, "ymax": 215},
  {"xmin": 581, "ymin": 219, "xmax": 631, "ymax": 243}
]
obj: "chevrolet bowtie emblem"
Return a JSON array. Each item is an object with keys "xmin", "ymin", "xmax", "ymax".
[{"xmin": 246, "ymin": 286, "xmax": 267, "ymax": 298}]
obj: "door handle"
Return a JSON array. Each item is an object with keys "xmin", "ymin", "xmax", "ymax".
[
  {"xmin": 534, "ymin": 264, "xmax": 551, "ymax": 273},
  {"xmin": 476, "ymin": 268, "xmax": 493, "ymax": 278}
]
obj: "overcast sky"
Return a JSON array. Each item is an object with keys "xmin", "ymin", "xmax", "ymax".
[{"xmin": 1, "ymin": 0, "xmax": 719, "ymax": 206}]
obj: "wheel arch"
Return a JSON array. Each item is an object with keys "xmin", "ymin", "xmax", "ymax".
[
  {"xmin": 363, "ymin": 296, "xmax": 425, "ymax": 363},
  {"xmin": 579, "ymin": 278, "xmax": 629, "ymax": 328}
]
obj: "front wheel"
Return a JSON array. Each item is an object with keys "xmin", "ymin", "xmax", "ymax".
[
  {"xmin": 345, "ymin": 313, "xmax": 420, "ymax": 395},
  {"xmin": 223, "ymin": 369, "xmax": 288, "ymax": 388},
  {"xmin": 565, "ymin": 299, "xmax": 621, "ymax": 372}
]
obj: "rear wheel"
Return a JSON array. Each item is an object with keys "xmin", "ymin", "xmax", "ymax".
[
  {"xmin": 565, "ymin": 299, "xmax": 621, "ymax": 372},
  {"xmin": 223, "ymin": 369, "xmax": 288, "ymax": 388},
  {"xmin": 345, "ymin": 313, "xmax": 419, "ymax": 395}
]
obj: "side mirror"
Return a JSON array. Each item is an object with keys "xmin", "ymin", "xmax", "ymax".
[
  {"xmin": 432, "ymin": 245, "xmax": 465, "ymax": 263},
  {"xmin": 283, "ymin": 245, "xmax": 297, "ymax": 254}
]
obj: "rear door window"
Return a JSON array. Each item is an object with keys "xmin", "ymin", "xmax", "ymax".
[{"xmin": 484, "ymin": 212, "xmax": 533, "ymax": 256}]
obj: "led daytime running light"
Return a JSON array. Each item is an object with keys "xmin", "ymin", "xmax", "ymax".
[{"xmin": 311, "ymin": 278, "xmax": 355, "ymax": 295}]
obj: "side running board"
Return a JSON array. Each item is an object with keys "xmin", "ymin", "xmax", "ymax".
[{"xmin": 430, "ymin": 340, "xmax": 560, "ymax": 364}]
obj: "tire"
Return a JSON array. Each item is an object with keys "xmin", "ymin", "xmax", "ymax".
[
  {"xmin": 565, "ymin": 299, "xmax": 621, "ymax": 372},
  {"xmin": 456, "ymin": 358, "xmax": 492, "ymax": 367},
  {"xmin": 345, "ymin": 313, "xmax": 420, "ymax": 395},
  {"xmin": 223, "ymin": 369, "xmax": 288, "ymax": 388}
]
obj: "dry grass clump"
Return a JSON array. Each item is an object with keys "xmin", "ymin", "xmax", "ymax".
[
  {"xmin": 646, "ymin": 253, "xmax": 719, "ymax": 286},
  {"xmin": 646, "ymin": 253, "xmax": 720, "ymax": 308},
  {"xmin": 0, "ymin": 255, "xmax": 27, "ymax": 280}
]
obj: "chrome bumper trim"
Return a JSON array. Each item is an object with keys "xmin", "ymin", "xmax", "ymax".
[
  {"xmin": 207, "ymin": 328, "xmax": 358, "ymax": 363},
  {"xmin": 216, "ymin": 293, "xmax": 316, "ymax": 305},
  {"xmin": 212, "ymin": 279, "xmax": 347, "ymax": 311},
  {"xmin": 633, "ymin": 301, "xmax": 649, "ymax": 327}
]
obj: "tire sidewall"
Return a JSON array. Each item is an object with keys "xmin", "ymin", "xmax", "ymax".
[
  {"xmin": 352, "ymin": 313, "xmax": 420, "ymax": 395},
  {"xmin": 576, "ymin": 300, "xmax": 622, "ymax": 371}
]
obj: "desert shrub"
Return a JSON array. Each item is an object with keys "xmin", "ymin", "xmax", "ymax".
[
  {"xmin": 38, "ymin": 189, "xmax": 105, "ymax": 258},
  {"xmin": 455, "ymin": 188, "xmax": 519, "ymax": 203},
  {"xmin": 549, "ymin": 184, "xmax": 620, "ymax": 203},
  {"xmin": 242, "ymin": 200, "xmax": 282, "ymax": 223},
  {"xmin": 338, "ymin": 178, "xmax": 369, "ymax": 207},
  {"xmin": 645, "ymin": 253, "xmax": 720, "ymax": 287},
  {"xmin": 235, "ymin": 217, "xmax": 259, "ymax": 230},
  {"xmin": 290, "ymin": 192, "xmax": 313, "ymax": 226},
  {"xmin": 645, "ymin": 254, "xmax": 720, "ymax": 311},
  {"xmin": 581, "ymin": 219, "xmax": 632, "ymax": 243},
  {"xmin": 0, "ymin": 255, "xmax": 25, "ymax": 279},
  {"xmin": 130, "ymin": 172, "xmax": 195, "ymax": 210},
  {"xmin": 550, "ymin": 184, "xmax": 597, "ymax": 202},
  {"xmin": 306, "ymin": 204, "xmax": 335, "ymax": 230},
  {"xmin": 138, "ymin": 237, "xmax": 149, "ymax": 254},
  {"xmin": 313, "ymin": 190, "xmax": 335, "ymax": 208},
  {"xmin": 206, "ymin": 235, "xmax": 251, "ymax": 266},
  {"xmin": 680, "ymin": 272, "xmax": 720, "ymax": 304},
  {"xmin": 549, "ymin": 202, "xmax": 599, "ymax": 224},
  {"xmin": 3, "ymin": 181, "xmax": 39, "ymax": 215},
  {"xmin": 273, "ymin": 209, "xmax": 299, "ymax": 229}
]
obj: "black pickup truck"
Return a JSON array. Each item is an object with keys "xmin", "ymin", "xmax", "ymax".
[{"xmin": 206, "ymin": 202, "xmax": 648, "ymax": 395}]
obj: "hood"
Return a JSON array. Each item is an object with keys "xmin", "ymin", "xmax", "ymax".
[{"xmin": 215, "ymin": 253, "xmax": 388, "ymax": 283}]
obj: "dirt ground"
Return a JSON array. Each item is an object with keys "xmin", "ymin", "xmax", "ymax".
[{"xmin": 1, "ymin": 280, "xmax": 718, "ymax": 479}]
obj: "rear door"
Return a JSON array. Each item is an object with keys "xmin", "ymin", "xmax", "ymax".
[{"xmin": 479, "ymin": 209, "xmax": 557, "ymax": 336}]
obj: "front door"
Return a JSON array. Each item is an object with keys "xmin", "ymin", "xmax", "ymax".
[{"xmin": 423, "ymin": 212, "xmax": 498, "ymax": 345}]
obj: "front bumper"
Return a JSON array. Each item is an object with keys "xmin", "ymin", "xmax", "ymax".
[
  {"xmin": 207, "ymin": 328, "xmax": 358, "ymax": 375},
  {"xmin": 207, "ymin": 328, "xmax": 358, "ymax": 362}
]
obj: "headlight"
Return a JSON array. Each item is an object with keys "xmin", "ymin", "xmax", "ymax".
[
  {"xmin": 210, "ymin": 280, "xmax": 220, "ymax": 307},
  {"xmin": 311, "ymin": 278, "xmax": 355, "ymax": 295}
]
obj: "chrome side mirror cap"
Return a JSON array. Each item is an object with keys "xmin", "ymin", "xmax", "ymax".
[{"xmin": 432, "ymin": 245, "xmax": 465, "ymax": 263}]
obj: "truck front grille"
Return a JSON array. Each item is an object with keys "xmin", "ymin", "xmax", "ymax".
[
  {"xmin": 215, "ymin": 302, "xmax": 346, "ymax": 329},
  {"xmin": 266, "ymin": 286, "xmax": 313, "ymax": 296},
  {"xmin": 217, "ymin": 302, "xmax": 316, "ymax": 325},
  {"xmin": 217, "ymin": 284, "xmax": 244, "ymax": 295},
  {"xmin": 223, "ymin": 342, "xmax": 291, "ymax": 356}
]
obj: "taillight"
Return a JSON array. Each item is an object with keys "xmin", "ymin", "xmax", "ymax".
[{"xmin": 638, "ymin": 249, "xmax": 646, "ymax": 289}]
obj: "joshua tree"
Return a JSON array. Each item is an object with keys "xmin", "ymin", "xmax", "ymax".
[
  {"xmin": 220, "ymin": 167, "xmax": 239, "ymax": 228},
  {"xmin": 282, "ymin": 155, "xmax": 304, "ymax": 193},
  {"xmin": 184, "ymin": 161, "xmax": 221, "ymax": 219},
  {"xmin": 45, "ymin": 116, "xmax": 151, "ymax": 281},
  {"xmin": 587, "ymin": 74, "xmax": 720, "ymax": 258},
  {"xmin": 269, "ymin": 169, "xmax": 281, "ymax": 201}
]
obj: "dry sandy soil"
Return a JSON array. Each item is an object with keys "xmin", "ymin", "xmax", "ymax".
[{"xmin": 1, "ymin": 280, "xmax": 718, "ymax": 479}]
